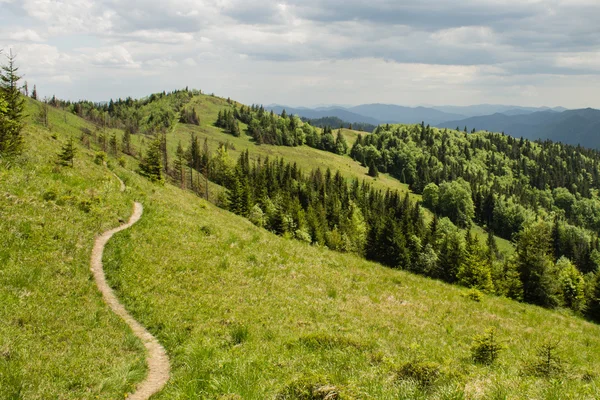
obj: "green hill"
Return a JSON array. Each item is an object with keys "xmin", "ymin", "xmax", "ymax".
[{"xmin": 3, "ymin": 96, "xmax": 600, "ymax": 398}]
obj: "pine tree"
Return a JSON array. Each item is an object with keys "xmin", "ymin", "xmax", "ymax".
[
  {"xmin": 368, "ymin": 160, "xmax": 379, "ymax": 178},
  {"xmin": 138, "ymin": 136, "xmax": 164, "ymax": 183},
  {"xmin": 31, "ymin": 84, "xmax": 37, "ymax": 100},
  {"xmin": 57, "ymin": 137, "xmax": 76, "ymax": 167},
  {"xmin": 335, "ymin": 130, "xmax": 348, "ymax": 155},
  {"xmin": 0, "ymin": 50, "xmax": 25, "ymax": 156},
  {"xmin": 1, "ymin": 50, "xmax": 25, "ymax": 122},
  {"xmin": 109, "ymin": 133, "xmax": 118, "ymax": 155},
  {"xmin": 122, "ymin": 129, "xmax": 131, "ymax": 155},
  {"xmin": 174, "ymin": 141, "xmax": 186, "ymax": 189}
]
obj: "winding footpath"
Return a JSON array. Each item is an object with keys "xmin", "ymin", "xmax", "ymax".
[{"xmin": 90, "ymin": 173, "xmax": 170, "ymax": 399}]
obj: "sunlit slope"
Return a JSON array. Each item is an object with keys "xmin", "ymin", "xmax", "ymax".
[
  {"xmin": 0, "ymin": 99, "xmax": 146, "ymax": 399},
  {"xmin": 129, "ymin": 93, "xmax": 513, "ymax": 254},
  {"xmin": 106, "ymin": 159, "xmax": 600, "ymax": 399}
]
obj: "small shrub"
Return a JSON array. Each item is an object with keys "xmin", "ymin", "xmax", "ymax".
[
  {"xmin": 200, "ymin": 225, "xmax": 213, "ymax": 236},
  {"xmin": 118, "ymin": 156, "xmax": 126, "ymax": 167},
  {"xmin": 396, "ymin": 361, "xmax": 442, "ymax": 388},
  {"xmin": 94, "ymin": 151, "xmax": 107, "ymax": 165},
  {"xmin": 471, "ymin": 328, "xmax": 504, "ymax": 365},
  {"xmin": 525, "ymin": 341, "xmax": 563, "ymax": 377},
  {"xmin": 42, "ymin": 190, "xmax": 58, "ymax": 201},
  {"xmin": 78, "ymin": 199, "xmax": 92, "ymax": 213},
  {"xmin": 464, "ymin": 288, "xmax": 483, "ymax": 302},
  {"xmin": 230, "ymin": 324, "xmax": 249, "ymax": 345},
  {"xmin": 295, "ymin": 229, "xmax": 312, "ymax": 243}
]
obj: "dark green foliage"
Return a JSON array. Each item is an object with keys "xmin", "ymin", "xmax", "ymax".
[
  {"xmin": 585, "ymin": 273, "xmax": 600, "ymax": 322},
  {"xmin": 122, "ymin": 129, "xmax": 132, "ymax": 155},
  {"xmin": 349, "ymin": 123, "xmax": 600, "ymax": 242},
  {"xmin": 57, "ymin": 138, "xmax": 76, "ymax": 167},
  {"xmin": 516, "ymin": 221, "xmax": 561, "ymax": 307},
  {"xmin": 525, "ymin": 341, "xmax": 563, "ymax": 377},
  {"xmin": 222, "ymin": 152, "xmax": 430, "ymax": 273},
  {"xmin": 109, "ymin": 133, "xmax": 118, "ymax": 155},
  {"xmin": 179, "ymin": 107, "xmax": 199, "ymax": 125},
  {"xmin": 367, "ymin": 160, "xmax": 378, "ymax": 177},
  {"xmin": 0, "ymin": 50, "xmax": 25, "ymax": 157},
  {"xmin": 216, "ymin": 109, "xmax": 240, "ymax": 136},
  {"xmin": 94, "ymin": 151, "xmax": 107, "ymax": 165},
  {"xmin": 301, "ymin": 116, "xmax": 376, "ymax": 132},
  {"xmin": 471, "ymin": 328, "xmax": 504, "ymax": 364},
  {"xmin": 138, "ymin": 136, "xmax": 164, "ymax": 183}
]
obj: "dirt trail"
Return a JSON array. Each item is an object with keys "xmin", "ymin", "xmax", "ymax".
[{"xmin": 91, "ymin": 178, "xmax": 170, "ymax": 399}]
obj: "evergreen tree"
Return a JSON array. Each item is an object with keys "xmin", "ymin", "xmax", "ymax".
[
  {"xmin": 368, "ymin": 160, "xmax": 379, "ymax": 178},
  {"xmin": 138, "ymin": 136, "xmax": 164, "ymax": 183},
  {"xmin": 457, "ymin": 231, "xmax": 494, "ymax": 292},
  {"xmin": 516, "ymin": 221, "xmax": 561, "ymax": 307},
  {"xmin": 57, "ymin": 137, "xmax": 76, "ymax": 167},
  {"xmin": 173, "ymin": 141, "xmax": 186, "ymax": 189},
  {"xmin": 0, "ymin": 50, "xmax": 25, "ymax": 156},
  {"xmin": 1, "ymin": 50, "xmax": 25, "ymax": 122},
  {"xmin": 122, "ymin": 129, "xmax": 131, "ymax": 155},
  {"xmin": 335, "ymin": 130, "xmax": 348, "ymax": 155},
  {"xmin": 109, "ymin": 133, "xmax": 118, "ymax": 155},
  {"xmin": 31, "ymin": 84, "xmax": 37, "ymax": 100}
]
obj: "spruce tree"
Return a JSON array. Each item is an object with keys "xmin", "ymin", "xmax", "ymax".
[
  {"xmin": 368, "ymin": 160, "xmax": 379, "ymax": 177},
  {"xmin": 0, "ymin": 50, "xmax": 25, "ymax": 156},
  {"xmin": 173, "ymin": 141, "xmax": 186, "ymax": 189},
  {"xmin": 138, "ymin": 136, "xmax": 164, "ymax": 183},
  {"xmin": 31, "ymin": 84, "xmax": 37, "ymax": 100},
  {"xmin": 122, "ymin": 129, "xmax": 131, "ymax": 155},
  {"xmin": 57, "ymin": 137, "xmax": 76, "ymax": 167}
]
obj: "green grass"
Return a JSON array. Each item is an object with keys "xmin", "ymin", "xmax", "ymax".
[{"xmin": 0, "ymin": 99, "xmax": 146, "ymax": 399}]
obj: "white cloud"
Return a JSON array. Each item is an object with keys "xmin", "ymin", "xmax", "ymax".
[
  {"xmin": 182, "ymin": 57, "xmax": 197, "ymax": 66},
  {"xmin": 83, "ymin": 45, "xmax": 140, "ymax": 68},
  {"xmin": 48, "ymin": 74, "xmax": 72, "ymax": 83},
  {"xmin": 0, "ymin": 0, "xmax": 599, "ymax": 107},
  {"xmin": 129, "ymin": 30, "xmax": 195, "ymax": 44},
  {"xmin": 8, "ymin": 29, "xmax": 45, "ymax": 42}
]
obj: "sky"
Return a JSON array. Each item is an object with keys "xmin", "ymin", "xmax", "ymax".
[{"xmin": 0, "ymin": 0, "xmax": 599, "ymax": 108}]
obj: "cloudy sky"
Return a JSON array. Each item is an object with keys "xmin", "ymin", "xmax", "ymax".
[{"xmin": 1, "ymin": 0, "xmax": 599, "ymax": 108}]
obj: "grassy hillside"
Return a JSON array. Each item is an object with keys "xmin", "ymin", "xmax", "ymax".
[
  {"xmin": 128, "ymin": 93, "xmax": 513, "ymax": 255},
  {"xmin": 0, "ymin": 99, "xmax": 146, "ymax": 399},
  {"xmin": 3, "ymin": 98, "xmax": 600, "ymax": 398},
  {"xmin": 109, "ymin": 140, "xmax": 600, "ymax": 398}
]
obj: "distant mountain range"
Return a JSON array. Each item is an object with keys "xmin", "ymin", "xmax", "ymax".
[
  {"xmin": 438, "ymin": 108, "xmax": 600, "ymax": 149},
  {"xmin": 265, "ymin": 103, "xmax": 600, "ymax": 149}
]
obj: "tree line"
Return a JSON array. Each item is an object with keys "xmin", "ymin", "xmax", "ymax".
[{"xmin": 216, "ymin": 104, "xmax": 349, "ymax": 155}]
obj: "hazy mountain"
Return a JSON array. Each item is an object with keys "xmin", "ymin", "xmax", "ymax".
[
  {"xmin": 266, "ymin": 104, "xmax": 466, "ymax": 125},
  {"xmin": 265, "ymin": 105, "xmax": 381, "ymax": 125},
  {"xmin": 430, "ymin": 104, "xmax": 567, "ymax": 118},
  {"xmin": 266, "ymin": 103, "xmax": 570, "ymax": 126},
  {"xmin": 437, "ymin": 108, "xmax": 600, "ymax": 149},
  {"xmin": 346, "ymin": 104, "xmax": 466, "ymax": 125}
]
